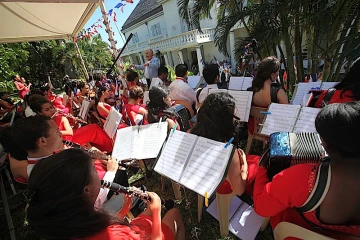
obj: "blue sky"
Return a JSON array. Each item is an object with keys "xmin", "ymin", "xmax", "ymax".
[{"xmin": 83, "ymin": 0, "xmax": 139, "ymax": 48}]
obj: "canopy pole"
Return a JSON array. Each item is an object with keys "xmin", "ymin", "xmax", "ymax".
[
  {"xmin": 100, "ymin": 1, "xmax": 123, "ymax": 76},
  {"xmin": 74, "ymin": 41, "xmax": 90, "ymax": 80}
]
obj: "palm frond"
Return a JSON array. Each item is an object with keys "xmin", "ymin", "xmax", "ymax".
[{"xmin": 177, "ymin": 0, "xmax": 191, "ymax": 26}]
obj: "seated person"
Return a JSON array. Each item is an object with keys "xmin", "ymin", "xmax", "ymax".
[
  {"xmin": 96, "ymin": 86, "xmax": 111, "ymax": 120},
  {"xmin": 169, "ymin": 64, "xmax": 196, "ymax": 105},
  {"xmin": 30, "ymin": 98, "xmax": 73, "ymax": 141},
  {"xmin": 24, "ymin": 89, "xmax": 46, "ymax": 117},
  {"xmin": 26, "ymin": 148, "xmax": 185, "ymax": 240},
  {"xmin": 0, "ymin": 92, "xmax": 21, "ymax": 123},
  {"xmin": 190, "ymin": 92, "xmax": 258, "ymax": 196},
  {"xmin": 147, "ymin": 86, "xmax": 179, "ymax": 131},
  {"xmin": 40, "ymin": 84, "xmax": 69, "ymax": 114},
  {"xmin": 311, "ymin": 59, "xmax": 360, "ymax": 107},
  {"xmin": 124, "ymin": 86, "xmax": 148, "ymax": 125},
  {"xmin": 121, "ymin": 69, "xmax": 139, "ymax": 100},
  {"xmin": 248, "ymin": 56, "xmax": 288, "ymax": 134},
  {"xmin": 0, "ymin": 92, "xmax": 15, "ymax": 105},
  {"xmin": 253, "ymin": 101, "xmax": 360, "ymax": 239},
  {"xmin": 150, "ymin": 66, "xmax": 169, "ymax": 89},
  {"xmin": 196, "ymin": 64, "xmax": 220, "ymax": 110},
  {"xmin": 76, "ymin": 82, "xmax": 92, "ymax": 106}
]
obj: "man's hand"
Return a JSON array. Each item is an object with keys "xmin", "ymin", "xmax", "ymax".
[{"xmin": 144, "ymin": 63, "xmax": 149, "ymax": 67}]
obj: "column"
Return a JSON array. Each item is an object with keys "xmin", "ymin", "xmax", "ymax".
[
  {"xmin": 196, "ymin": 46, "xmax": 204, "ymax": 76},
  {"xmin": 138, "ymin": 52, "xmax": 144, "ymax": 64},
  {"xmin": 129, "ymin": 55, "xmax": 134, "ymax": 64},
  {"xmin": 178, "ymin": 50, "xmax": 184, "ymax": 64},
  {"xmin": 229, "ymin": 31, "xmax": 236, "ymax": 74},
  {"xmin": 164, "ymin": 52, "xmax": 170, "ymax": 66}
]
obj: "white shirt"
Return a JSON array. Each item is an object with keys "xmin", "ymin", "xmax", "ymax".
[
  {"xmin": 197, "ymin": 84, "xmax": 219, "ymax": 104},
  {"xmin": 25, "ymin": 106, "xmax": 36, "ymax": 117},
  {"xmin": 150, "ymin": 77, "xmax": 163, "ymax": 89},
  {"xmin": 144, "ymin": 61, "xmax": 150, "ymax": 79},
  {"xmin": 94, "ymin": 171, "xmax": 116, "ymax": 210},
  {"xmin": 169, "ymin": 78, "xmax": 196, "ymax": 104}
]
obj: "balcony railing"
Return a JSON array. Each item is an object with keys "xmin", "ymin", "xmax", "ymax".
[{"xmin": 122, "ymin": 28, "xmax": 215, "ymax": 55}]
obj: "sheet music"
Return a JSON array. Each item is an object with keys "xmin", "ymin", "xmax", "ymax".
[
  {"xmin": 206, "ymin": 196, "xmax": 264, "ymax": 240},
  {"xmin": 293, "ymin": 107, "xmax": 321, "ymax": 133},
  {"xmin": 241, "ymin": 77, "xmax": 253, "ymax": 90},
  {"xmin": 187, "ymin": 76, "xmax": 202, "ymax": 89},
  {"xmin": 112, "ymin": 122, "xmax": 168, "ymax": 160},
  {"xmin": 136, "ymin": 122, "xmax": 168, "ymax": 159},
  {"xmin": 229, "ymin": 203, "xmax": 264, "ymax": 240},
  {"xmin": 291, "ymin": 82, "xmax": 321, "ymax": 105},
  {"xmin": 143, "ymin": 91, "xmax": 150, "ymax": 105},
  {"xmin": 301, "ymin": 93, "xmax": 313, "ymax": 106},
  {"xmin": 179, "ymin": 137, "xmax": 233, "ymax": 197},
  {"xmin": 260, "ymin": 103, "xmax": 301, "ymax": 136},
  {"xmin": 112, "ymin": 127, "xmax": 137, "ymax": 160},
  {"xmin": 79, "ymin": 100, "xmax": 90, "ymax": 120},
  {"xmin": 228, "ymin": 76, "xmax": 245, "ymax": 90},
  {"xmin": 321, "ymin": 82, "xmax": 339, "ymax": 90},
  {"xmin": 154, "ymin": 131, "xmax": 198, "ymax": 182},
  {"xmin": 103, "ymin": 107, "xmax": 122, "ymax": 138},
  {"xmin": 228, "ymin": 90, "xmax": 253, "ymax": 122},
  {"xmin": 208, "ymin": 89, "xmax": 227, "ymax": 94}
]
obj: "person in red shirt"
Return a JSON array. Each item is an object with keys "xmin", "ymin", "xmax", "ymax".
[
  {"xmin": 254, "ymin": 101, "xmax": 360, "ymax": 239},
  {"xmin": 124, "ymin": 86, "xmax": 148, "ymax": 125},
  {"xmin": 26, "ymin": 148, "xmax": 185, "ymax": 240},
  {"xmin": 312, "ymin": 59, "xmax": 360, "ymax": 108}
]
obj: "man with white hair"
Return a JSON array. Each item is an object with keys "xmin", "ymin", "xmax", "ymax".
[{"xmin": 132, "ymin": 49, "xmax": 160, "ymax": 87}]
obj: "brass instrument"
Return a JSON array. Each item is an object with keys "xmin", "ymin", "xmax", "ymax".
[{"xmin": 52, "ymin": 109, "xmax": 88, "ymax": 125}]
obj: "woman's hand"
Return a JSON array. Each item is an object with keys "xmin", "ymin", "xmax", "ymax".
[
  {"xmin": 147, "ymin": 192, "xmax": 162, "ymax": 213},
  {"xmin": 238, "ymin": 149, "xmax": 248, "ymax": 180},
  {"xmin": 117, "ymin": 195, "xmax": 133, "ymax": 219},
  {"xmin": 106, "ymin": 157, "xmax": 119, "ymax": 174}
]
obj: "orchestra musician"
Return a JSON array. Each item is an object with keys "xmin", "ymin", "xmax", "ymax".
[
  {"xmin": 254, "ymin": 101, "xmax": 360, "ymax": 239},
  {"xmin": 13, "ymin": 75, "xmax": 31, "ymax": 99},
  {"xmin": 26, "ymin": 148, "xmax": 185, "ymax": 240}
]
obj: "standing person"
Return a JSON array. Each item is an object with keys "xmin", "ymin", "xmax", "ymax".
[
  {"xmin": 13, "ymin": 75, "xmax": 31, "ymax": 99},
  {"xmin": 132, "ymin": 49, "xmax": 160, "ymax": 87},
  {"xmin": 150, "ymin": 66, "xmax": 169, "ymax": 89}
]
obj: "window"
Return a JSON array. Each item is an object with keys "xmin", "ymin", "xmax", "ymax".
[
  {"xmin": 131, "ymin": 33, "xmax": 139, "ymax": 44},
  {"xmin": 151, "ymin": 23, "xmax": 162, "ymax": 37}
]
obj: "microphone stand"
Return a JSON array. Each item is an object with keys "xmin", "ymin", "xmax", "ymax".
[{"xmin": 107, "ymin": 33, "xmax": 134, "ymax": 77}]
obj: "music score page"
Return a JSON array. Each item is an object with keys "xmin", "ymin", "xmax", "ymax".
[
  {"xmin": 293, "ymin": 107, "xmax": 320, "ymax": 133},
  {"xmin": 154, "ymin": 131, "xmax": 198, "ymax": 182}
]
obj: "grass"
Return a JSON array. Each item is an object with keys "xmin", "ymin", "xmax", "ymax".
[{"xmin": 0, "ymin": 140, "xmax": 273, "ymax": 240}]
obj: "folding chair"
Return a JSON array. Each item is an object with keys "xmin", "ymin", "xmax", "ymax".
[
  {"xmin": 273, "ymin": 222, "xmax": 335, "ymax": 240},
  {"xmin": 245, "ymin": 106, "xmax": 268, "ymax": 154}
]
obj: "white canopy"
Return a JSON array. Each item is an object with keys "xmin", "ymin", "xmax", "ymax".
[{"xmin": 0, "ymin": 0, "xmax": 99, "ymax": 43}]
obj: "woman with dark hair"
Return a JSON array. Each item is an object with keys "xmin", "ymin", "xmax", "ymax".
[
  {"xmin": 13, "ymin": 74, "xmax": 30, "ymax": 99},
  {"xmin": 124, "ymin": 86, "xmax": 148, "ymax": 125},
  {"xmin": 27, "ymin": 148, "xmax": 185, "ymax": 240},
  {"xmin": 190, "ymin": 92, "xmax": 258, "ymax": 196},
  {"xmin": 96, "ymin": 86, "xmax": 111, "ymax": 120},
  {"xmin": 41, "ymin": 83, "xmax": 70, "ymax": 114},
  {"xmin": 121, "ymin": 69, "xmax": 140, "ymax": 100},
  {"xmin": 248, "ymin": 56, "xmax": 288, "ymax": 135},
  {"xmin": 254, "ymin": 101, "xmax": 360, "ymax": 239},
  {"xmin": 146, "ymin": 86, "xmax": 178, "ymax": 130},
  {"xmin": 312, "ymin": 59, "xmax": 360, "ymax": 107},
  {"xmin": 30, "ymin": 98, "xmax": 73, "ymax": 141}
]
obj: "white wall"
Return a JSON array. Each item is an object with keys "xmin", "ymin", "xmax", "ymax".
[
  {"xmin": 162, "ymin": 0, "xmax": 183, "ymax": 37},
  {"xmin": 199, "ymin": 5, "xmax": 218, "ymax": 29},
  {"xmin": 147, "ymin": 15, "xmax": 168, "ymax": 40},
  {"xmin": 202, "ymin": 42, "xmax": 228, "ymax": 63}
]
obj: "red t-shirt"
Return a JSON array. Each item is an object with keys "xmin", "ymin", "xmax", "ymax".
[{"xmin": 314, "ymin": 89, "xmax": 356, "ymax": 108}]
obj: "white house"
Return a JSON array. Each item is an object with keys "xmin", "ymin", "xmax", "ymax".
[{"xmin": 121, "ymin": 0, "xmax": 248, "ymax": 75}]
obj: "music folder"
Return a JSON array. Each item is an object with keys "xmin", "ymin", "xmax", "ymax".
[
  {"xmin": 154, "ymin": 130, "xmax": 235, "ymax": 197},
  {"xmin": 103, "ymin": 107, "xmax": 122, "ymax": 139}
]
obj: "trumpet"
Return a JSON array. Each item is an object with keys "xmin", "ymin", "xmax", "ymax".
[{"xmin": 52, "ymin": 109, "xmax": 88, "ymax": 125}]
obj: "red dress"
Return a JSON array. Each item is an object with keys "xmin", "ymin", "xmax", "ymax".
[
  {"xmin": 53, "ymin": 116, "xmax": 72, "ymax": 141},
  {"xmin": 216, "ymin": 154, "xmax": 259, "ymax": 196},
  {"xmin": 72, "ymin": 124, "xmax": 113, "ymax": 153},
  {"xmin": 253, "ymin": 164, "xmax": 360, "ymax": 239},
  {"xmin": 47, "ymin": 93, "xmax": 69, "ymax": 114},
  {"xmin": 314, "ymin": 89, "xmax": 356, "ymax": 108},
  {"xmin": 15, "ymin": 81, "xmax": 29, "ymax": 99},
  {"xmin": 79, "ymin": 215, "xmax": 174, "ymax": 240},
  {"xmin": 124, "ymin": 103, "xmax": 148, "ymax": 126},
  {"xmin": 248, "ymin": 104, "xmax": 267, "ymax": 135},
  {"xmin": 97, "ymin": 102, "xmax": 127, "ymax": 129}
]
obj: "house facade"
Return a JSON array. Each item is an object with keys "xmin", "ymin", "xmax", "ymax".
[{"xmin": 121, "ymin": 0, "xmax": 248, "ymax": 75}]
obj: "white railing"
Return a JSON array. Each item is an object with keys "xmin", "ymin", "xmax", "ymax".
[{"xmin": 122, "ymin": 28, "xmax": 215, "ymax": 55}]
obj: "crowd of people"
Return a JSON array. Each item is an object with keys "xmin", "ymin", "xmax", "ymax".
[{"xmin": 0, "ymin": 49, "xmax": 359, "ymax": 239}]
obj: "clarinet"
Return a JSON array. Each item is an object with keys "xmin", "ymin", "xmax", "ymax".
[
  {"xmin": 52, "ymin": 109, "xmax": 88, "ymax": 125},
  {"xmin": 101, "ymin": 180, "xmax": 151, "ymax": 201},
  {"xmin": 62, "ymin": 140, "xmax": 138, "ymax": 169}
]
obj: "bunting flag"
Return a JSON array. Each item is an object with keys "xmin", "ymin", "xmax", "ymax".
[
  {"xmin": 108, "ymin": 9, "xmax": 113, "ymax": 16},
  {"xmin": 122, "ymin": 0, "xmax": 133, "ymax": 3},
  {"xmin": 114, "ymin": 2, "xmax": 124, "ymax": 8},
  {"xmin": 113, "ymin": 11, "xmax": 117, "ymax": 22},
  {"xmin": 120, "ymin": 4, "xmax": 126, "ymax": 13}
]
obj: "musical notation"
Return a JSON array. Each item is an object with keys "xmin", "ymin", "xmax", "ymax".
[
  {"xmin": 179, "ymin": 137, "xmax": 233, "ymax": 196},
  {"xmin": 103, "ymin": 107, "xmax": 122, "ymax": 138},
  {"xmin": 291, "ymin": 82, "xmax": 321, "ymax": 105},
  {"xmin": 228, "ymin": 90, "xmax": 253, "ymax": 122},
  {"xmin": 320, "ymin": 82, "xmax": 339, "ymax": 90},
  {"xmin": 260, "ymin": 104, "xmax": 301, "ymax": 136},
  {"xmin": 293, "ymin": 107, "xmax": 320, "ymax": 133},
  {"xmin": 228, "ymin": 76, "xmax": 253, "ymax": 91},
  {"xmin": 154, "ymin": 130, "xmax": 198, "ymax": 182}
]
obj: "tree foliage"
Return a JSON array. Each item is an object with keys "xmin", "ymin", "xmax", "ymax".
[{"xmin": 0, "ymin": 34, "xmax": 114, "ymax": 92}]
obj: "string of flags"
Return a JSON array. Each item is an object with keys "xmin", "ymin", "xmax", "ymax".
[{"xmin": 74, "ymin": 0, "xmax": 134, "ymax": 42}]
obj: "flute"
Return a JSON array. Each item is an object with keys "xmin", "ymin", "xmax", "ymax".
[
  {"xmin": 52, "ymin": 109, "xmax": 88, "ymax": 125},
  {"xmin": 62, "ymin": 140, "xmax": 139, "ymax": 169}
]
